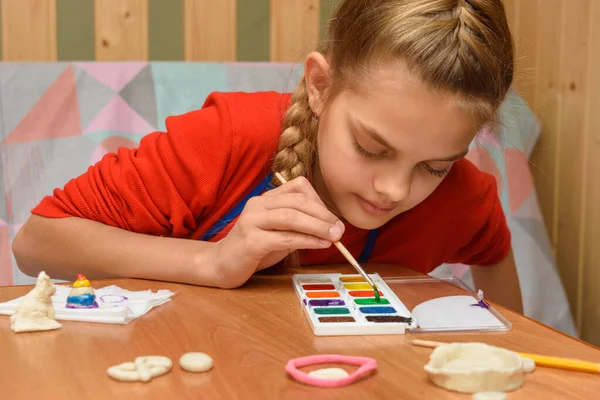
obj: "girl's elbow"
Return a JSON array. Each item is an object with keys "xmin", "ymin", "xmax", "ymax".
[{"xmin": 12, "ymin": 220, "xmax": 41, "ymax": 277}]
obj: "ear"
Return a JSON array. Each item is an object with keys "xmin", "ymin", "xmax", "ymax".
[{"xmin": 304, "ymin": 52, "xmax": 332, "ymax": 118}]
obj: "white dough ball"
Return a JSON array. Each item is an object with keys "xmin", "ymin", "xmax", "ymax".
[
  {"xmin": 521, "ymin": 357, "xmax": 536, "ymax": 372},
  {"xmin": 179, "ymin": 352, "xmax": 213, "ymax": 372},
  {"xmin": 307, "ymin": 367, "xmax": 349, "ymax": 379},
  {"xmin": 473, "ymin": 392, "xmax": 507, "ymax": 400}
]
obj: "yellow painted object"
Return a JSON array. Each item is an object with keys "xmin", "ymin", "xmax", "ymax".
[
  {"xmin": 343, "ymin": 283, "xmax": 373, "ymax": 290},
  {"xmin": 518, "ymin": 352, "xmax": 600, "ymax": 374},
  {"xmin": 339, "ymin": 276, "xmax": 366, "ymax": 283}
]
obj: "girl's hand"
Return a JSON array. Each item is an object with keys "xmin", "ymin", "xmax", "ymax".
[{"xmin": 212, "ymin": 176, "xmax": 344, "ymax": 288}]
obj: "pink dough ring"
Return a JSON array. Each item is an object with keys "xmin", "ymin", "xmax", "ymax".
[{"xmin": 285, "ymin": 354, "xmax": 377, "ymax": 388}]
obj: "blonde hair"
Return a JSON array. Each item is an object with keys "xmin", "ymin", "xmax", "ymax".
[{"xmin": 270, "ymin": 0, "xmax": 514, "ymax": 265}]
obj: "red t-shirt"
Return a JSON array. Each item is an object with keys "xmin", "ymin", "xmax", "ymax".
[{"xmin": 31, "ymin": 91, "xmax": 511, "ymax": 274}]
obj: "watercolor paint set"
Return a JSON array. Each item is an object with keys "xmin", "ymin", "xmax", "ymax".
[
  {"xmin": 292, "ymin": 273, "xmax": 417, "ymax": 336},
  {"xmin": 292, "ymin": 273, "xmax": 512, "ymax": 336}
]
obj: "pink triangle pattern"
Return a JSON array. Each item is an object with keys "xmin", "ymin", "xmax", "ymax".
[
  {"xmin": 513, "ymin": 191, "xmax": 544, "ymax": 221},
  {"xmin": 3, "ymin": 66, "xmax": 82, "ymax": 144},
  {"xmin": 505, "ymin": 148, "xmax": 534, "ymax": 213},
  {"xmin": 466, "ymin": 146, "xmax": 503, "ymax": 197},
  {"xmin": 0, "ymin": 223, "xmax": 12, "ymax": 285},
  {"xmin": 85, "ymin": 96, "xmax": 156, "ymax": 134},
  {"xmin": 475, "ymin": 125, "xmax": 502, "ymax": 148},
  {"xmin": 91, "ymin": 136, "xmax": 138, "ymax": 164},
  {"xmin": 75, "ymin": 62, "xmax": 148, "ymax": 92}
]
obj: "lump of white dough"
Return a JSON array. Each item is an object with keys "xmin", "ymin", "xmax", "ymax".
[
  {"xmin": 473, "ymin": 392, "xmax": 507, "ymax": 400},
  {"xmin": 179, "ymin": 352, "xmax": 213, "ymax": 372},
  {"xmin": 10, "ymin": 271, "xmax": 62, "ymax": 333},
  {"xmin": 521, "ymin": 357, "xmax": 536, "ymax": 373},
  {"xmin": 107, "ymin": 356, "xmax": 172, "ymax": 382},
  {"xmin": 308, "ymin": 367, "xmax": 349, "ymax": 379},
  {"xmin": 424, "ymin": 342, "xmax": 524, "ymax": 393}
]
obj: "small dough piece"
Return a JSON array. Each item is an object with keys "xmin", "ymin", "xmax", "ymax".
[
  {"xmin": 521, "ymin": 357, "xmax": 536, "ymax": 373},
  {"xmin": 308, "ymin": 368, "xmax": 349, "ymax": 379},
  {"xmin": 107, "ymin": 362, "xmax": 141, "ymax": 382},
  {"xmin": 473, "ymin": 392, "xmax": 507, "ymax": 400},
  {"xmin": 107, "ymin": 356, "xmax": 172, "ymax": 382},
  {"xmin": 179, "ymin": 352, "xmax": 213, "ymax": 372}
]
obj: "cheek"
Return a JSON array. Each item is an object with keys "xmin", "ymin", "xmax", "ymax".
[
  {"xmin": 408, "ymin": 174, "xmax": 445, "ymax": 205},
  {"xmin": 318, "ymin": 125, "xmax": 367, "ymax": 184}
]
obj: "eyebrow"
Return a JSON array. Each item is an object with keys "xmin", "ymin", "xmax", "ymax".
[
  {"xmin": 357, "ymin": 121, "xmax": 395, "ymax": 149},
  {"xmin": 357, "ymin": 120, "xmax": 469, "ymax": 162},
  {"xmin": 432, "ymin": 150, "xmax": 469, "ymax": 162}
]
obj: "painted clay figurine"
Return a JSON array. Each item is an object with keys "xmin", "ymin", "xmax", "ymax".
[
  {"xmin": 10, "ymin": 271, "xmax": 62, "ymax": 333},
  {"xmin": 66, "ymin": 273, "xmax": 99, "ymax": 309}
]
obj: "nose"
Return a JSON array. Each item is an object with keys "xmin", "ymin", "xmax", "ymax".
[{"xmin": 372, "ymin": 170, "xmax": 411, "ymax": 203}]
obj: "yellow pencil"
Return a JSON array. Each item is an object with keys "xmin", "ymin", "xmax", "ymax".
[
  {"xmin": 411, "ymin": 339, "xmax": 600, "ymax": 374},
  {"xmin": 517, "ymin": 352, "xmax": 600, "ymax": 374}
]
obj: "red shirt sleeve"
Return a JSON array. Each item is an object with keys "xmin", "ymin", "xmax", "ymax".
[
  {"xmin": 448, "ymin": 175, "xmax": 512, "ymax": 266},
  {"xmin": 31, "ymin": 93, "xmax": 234, "ymax": 238}
]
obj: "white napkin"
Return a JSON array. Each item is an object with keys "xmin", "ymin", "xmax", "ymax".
[{"xmin": 0, "ymin": 285, "xmax": 176, "ymax": 324}]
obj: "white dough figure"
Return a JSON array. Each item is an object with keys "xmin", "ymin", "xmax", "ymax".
[{"xmin": 10, "ymin": 271, "xmax": 62, "ymax": 333}]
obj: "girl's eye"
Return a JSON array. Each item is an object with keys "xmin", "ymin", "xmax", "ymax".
[
  {"xmin": 353, "ymin": 140, "xmax": 384, "ymax": 159},
  {"xmin": 421, "ymin": 163, "xmax": 450, "ymax": 178}
]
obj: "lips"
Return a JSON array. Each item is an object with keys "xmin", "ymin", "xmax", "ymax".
[{"xmin": 357, "ymin": 196, "xmax": 396, "ymax": 216}]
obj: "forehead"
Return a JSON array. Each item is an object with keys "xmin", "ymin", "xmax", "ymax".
[{"xmin": 341, "ymin": 63, "xmax": 479, "ymax": 153}]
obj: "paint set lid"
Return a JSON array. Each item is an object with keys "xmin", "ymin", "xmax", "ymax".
[{"xmin": 382, "ymin": 275, "xmax": 512, "ymax": 333}]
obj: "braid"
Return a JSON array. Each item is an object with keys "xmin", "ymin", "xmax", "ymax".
[
  {"xmin": 271, "ymin": 76, "xmax": 318, "ymax": 186},
  {"xmin": 271, "ymin": 76, "xmax": 319, "ymax": 269}
]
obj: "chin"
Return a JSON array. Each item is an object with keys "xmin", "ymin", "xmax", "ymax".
[{"xmin": 338, "ymin": 206, "xmax": 391, "ymax": 230}]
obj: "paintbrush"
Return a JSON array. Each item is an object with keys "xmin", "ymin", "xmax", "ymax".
[
  {"xmin": 274, "ymin": 172, "xmax": 380, "ymax": 301},
  {"xmin": 411, "ymin": 339, "xmax": 600, "ymax": 374}
]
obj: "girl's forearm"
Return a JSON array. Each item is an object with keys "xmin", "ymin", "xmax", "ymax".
[
  {"xmin": 470, "ymin": 249, "xmax": 524, "ymax": 314},
  {"xmin": 12, "ymin": 215, "xmax": 224, "ymax": 287}
]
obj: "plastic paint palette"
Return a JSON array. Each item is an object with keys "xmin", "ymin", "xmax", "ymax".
[{"xmin": 292, "ymin": 273, "xmax": 415, "ymax": 336}]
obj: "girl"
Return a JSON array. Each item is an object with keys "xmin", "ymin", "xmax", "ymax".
[{"xmin": 12, "ymin": 0, "xmax": 523, "ymax": 313}]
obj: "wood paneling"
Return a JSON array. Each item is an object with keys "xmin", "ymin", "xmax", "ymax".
[
  {"xmin": 1, "ymin": 0, "xmax": 57, "ymax": 61},
  {"xmin": 505, "ymin": 0, "xmax": 600, "ymax": 345},
  {"xmin": 582, "ymin": 1, "xmax": 600, "ymax": 343},
  {"xmin": 95, "ymin": 0, "xmax": 148, "ymax": 61},
  {"xmin": 184, "ymin": 0, "xmax": 236, "ymax": 61},
  {"xmin": 270, "ymin": 0, "xmax": 320, "ymax": 62}
]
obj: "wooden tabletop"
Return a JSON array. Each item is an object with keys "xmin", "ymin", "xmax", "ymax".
[{"xmin": 1, "ymin": 264, "xmax": 599, "ymax": 399}]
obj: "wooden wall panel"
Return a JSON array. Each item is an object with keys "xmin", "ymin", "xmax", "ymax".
[
  {"xmin": 515, "ymin": 0, "xmax": 538, "ymax": 107},
  {"xmin": 556, "ymin": 0, "xmax": 590, "ymax": 333},
  {"xmin": 529, "ymin": 0, "xmax": 564, "ymax": 253},
  {"xmin": 184, "ymin": 0, "xmax": 236, "ymax": 61},
  {"xmin": 270, "ymin": 0, "xmax": 320, "ymax": 62},
  {"xmin": 505, "ymin": 0, "xmax": 600, "ymax": 345},
  {"xmin": 1, "ymin": 0, "xmax": 57, "ymax": 61},
  {"xmin": 95, "ymin": 0, "xmax": 148, "ymax": 61},
  {"xmin": 582, "ymin": 2, "xmax": 600, "ymax": 343}
]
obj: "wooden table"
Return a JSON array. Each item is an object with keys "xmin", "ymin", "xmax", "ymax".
[{"xmin": 1, "ymin": 264, "xmax": 599, "ymax": 399}]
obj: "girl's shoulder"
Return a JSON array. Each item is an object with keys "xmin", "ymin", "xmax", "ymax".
[{"xmin": 164, "ymin": 90, "xmax": 292, "ymax": 148}]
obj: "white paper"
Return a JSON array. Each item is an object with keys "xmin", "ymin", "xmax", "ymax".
[
  {"xmin": 411, "ymin": 295, "xmax": 505, "ymax": 330},
  {"xmin": 0, "ymin": 285, "xmax": 175, "ymax": 324}
]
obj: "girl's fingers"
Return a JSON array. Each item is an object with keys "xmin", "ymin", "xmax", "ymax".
[
  {"xmin": 263, "ymin": 176, "xmax": 325, "ymax": 205},
  {"xmin": 253, "ymin": 208, "xmax": 343, "ymax": 242},
  {"xmin": 260, "ymin": 230, "xmax": 333, "ymax": 252},
  {"xmin": 259, "ymin": 192, "xmax": 341, "ymax": 228}
]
